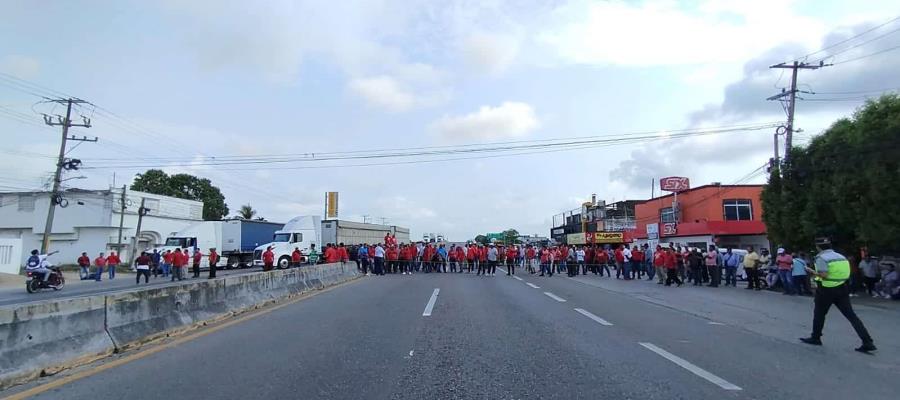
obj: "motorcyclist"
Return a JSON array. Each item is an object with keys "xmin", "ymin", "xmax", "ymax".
[{"xmin": 25, "ymin": 249, "xmax": 58, "ymax": 283}]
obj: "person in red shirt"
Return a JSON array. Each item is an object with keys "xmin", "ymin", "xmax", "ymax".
[
  {"xmin": 324, "ymin": 244, "xmax": 337, "ymax": 264},
  {"xmin": 614, "ymin": 246, "xmax": 626, "ymax": 279},
  {"xmin": 191, "ymin": 249, "xmax": 203, "ymax": 278},
  {"xmin": 77, "ymin": 252, "xmax": 91, "ymax": 280},
  {"xmin": 93, "ymin": 252, "xmax": 107, "ymax": 282},
  {"xmin": 454, "ymin": 246, "xmax": 465, "ymax": 274},
  {"xmin": 106, "ymin": 251, "xmax": 121, "ymax": 280},
  {"xmin": 652, "ymin": 246, "xmax": 666, "ymax": 284},
  {"xmin": 525, "ymin": 245, "xmax": 536, "ymax": 274},
  {"xmin": 631, "ymin": 246, "xmax": 644, "ymax": 279},
  {"xmin": 584, "ymin": 246, "xmax": 595, "ymax": 274},
  {"xmin": 208, "ymin": 248, "xmax": 219, "ymax": 279},
  {"xmin": 339, "ymin": 243, "xmax": 349, "ymax": 263},
  {"xmin": 262, "ymin": 246, "xmax": 275, "ymax": 272},
  {"xmin": 506, "ymin": 246, "xmax": 518, "ymax": 275},
  {"xmin": 162, "ymin": 250, "xmax": 174, "ymax": 278},
  {"xmin": 170, "ymin": 248, "xmax": 185, "ymax": 281},
  {"xmin": 596, "ymin": 247, "xmax": 611, "ymax": 277},
  {"xmin": 291, "ymin": 247, "xmax": 303, "ymax": 268},
  {"xmin": 540, "ymin": 247, "xmax": 552, "ymax": 276},
  {"xmin": 665, "ymin": 247, "xmax": 682, "ymax": 287},
  {"xmin": 386, "ymin": 245, "xmax": 399, "ymax": 273}
]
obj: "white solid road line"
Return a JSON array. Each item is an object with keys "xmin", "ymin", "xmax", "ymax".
[
  {"xmin": 543, "ymin": 292, "xmax": 566, "ymax": 302},
  {"xmin": 422, "ymin": 288, "xmax": 440, "ymax": 317},
  {"xmin": 512, "ymin": 276, "xmax": 523, "ymax": 281},
  {"xmin": 707, "ymin": 321, "xmax": 726, "ymax": 325},
  {"xmin": 574, "ymin": 308, "xmax": 613, "ymax": 326},
  {"xmin": 526, "ymin": 282, "xmax": 540, "ymax": 289},
  {"xmin": 638, "ymin": 342, "xmax": 742, "ymax": 391}
]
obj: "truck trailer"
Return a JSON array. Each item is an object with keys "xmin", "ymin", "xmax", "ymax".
[
  {"xmin": 156, "ymin": 219, "xmax": 283, "ymax": 269},
  {"xmin": 253, "ymin": 216, "xmax": 410, "ymax": 269}
]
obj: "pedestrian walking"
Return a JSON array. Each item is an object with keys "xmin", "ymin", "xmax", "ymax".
[
  {"xmin": 664, "ymin": 247, "xmax": 682, "ymax": 287},
  {"xmin": 723, "ymin": 248, "xmax": 740, "ymax": 287},
  {"xmin": 487, "ymin": 244, "xmax": 498, "ymax": 276},
  {"xmin": 77, "ymin": 252, "xmax": 91, "ymax": 280},
  {"xmin": 94, "ymin": 252, "xmax": 107, "ymax": 282},
  {"xmin": 688, "ymin": 249, "xmax": 703, "ymax": 286},
  {"xmin": 800, "ymin": 238, "xmax": 876, "ymax": 353},
  {"xmin": 171, "ymin": 248, "xmax": 185, "ymax": 281},
  {"xmin": 358, "ymin": 244, "xmax": 369, "ymax": 275},
  {"xmin": 151, "ymin": 249, "xmax": 161, "ymax": 278},
  {"xmin": 374, "ymin": 243, "xmax": 385, "ymax": 275},
  {"xmin": 507, "ymin": 245, "xmax": 518, "ymax": 275},
  {"xmin": 135, "ymin": 252, "xmax": 151, "ymax": 284},
  {"xmin": 653, "ymin": 246, "xmax": 666, "ymax": 284},
  {"xmin": 208, "ymin": 248, "xmax": 219, "ymax": 279},
  {"xmin": 576, "ymin": 246, "xmax": 586, "ymax": 275},
  {"xmin": 631, "ymin": 246, "xmax": 644, "ymax": 279},
  {"xmin": 860, "ymin": 255, "xmax": 880, "ymax": 297},
  {"xmin": 107, "ymin": 251, "xmax": 120, "ymax": 280}
]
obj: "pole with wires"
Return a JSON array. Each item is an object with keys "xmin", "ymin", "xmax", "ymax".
[
  {"xmin": 767, "ymin": 61, "xmax": 829, "ymax": 164},
  {"xmin": 40, "ymin": 98, "xmax": 95, "ymax": 253}
]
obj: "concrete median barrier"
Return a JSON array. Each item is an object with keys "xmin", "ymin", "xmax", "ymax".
[
  {"xmin": 0, "ymin": 262, "xmax": 359, "ymax": 390},
  {"xmin": 0, "ymin": 296, "xmax": 114, "ymax": 388}
]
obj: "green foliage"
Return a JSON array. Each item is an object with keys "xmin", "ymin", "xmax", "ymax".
[
  {"xmin": 238, "ymin": 204, "xmax": 257, "ymax": 219},
  {"xmin": 761, "ymin": 94, "xmax": 900, "ymax": 254},
  {"xmin": 502, "ymin": 228, "xmax": 521, "ymax": 245},
  {"xmin": 474, "ymin": 235, "xmax": 489, "ymax": 245},
  {"xmin": 130, "ymin": 169, "xmax": 229, "ymax": 221}
]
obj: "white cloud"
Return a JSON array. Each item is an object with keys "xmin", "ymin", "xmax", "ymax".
[
  {"xmin": 0, "ymin": 55, "xmax": 40, "ymax": 79},
  {"xmin": 429, "ymin": 102, "xmax": 539, "ymax": 141},
  {"xmin": 461, "ymin": 31, "xmax": 521, "ymax": 74},
  {"xmin": 347, "ymin": 76, "xmax": 417, "ymax": 112},
  {"xmin": 537, "ymin": 0, "xmax": 823, "ymax": 66}
]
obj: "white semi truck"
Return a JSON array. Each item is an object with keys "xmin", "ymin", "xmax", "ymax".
[
  {"xmin": 156, "ymin": 219, "xmax": 283, "ymax": 269},
  {"xmin": 252, "ymin": 216, "xmax": 410, "ymax": 269}
]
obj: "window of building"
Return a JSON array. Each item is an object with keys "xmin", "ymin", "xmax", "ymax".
[
  {"xmin": 723, "ymin": 199, "xmax": 753, "ymax": 221},
  {"xmin": 660, "ymin": 207, "xmax": 676, "ymax": 223},
  {"xmin": 17, "ymin": 194, "xmax": 34, "ymax": 212}
]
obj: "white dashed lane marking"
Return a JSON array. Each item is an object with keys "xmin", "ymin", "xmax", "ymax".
[
  {"xmin": 543, "ymin": 292, "xmax": 566, "ymax": 302},
  {"xmin": 639, "ymin": 342, "xmax": 742, "ymax": 391},
  {"xmin": 422, "ymin": 288, "xmax": 440, "ymax": 317},
  {"xmin": 526, "ymin": 282, "xmax": 540, "ymax": 289},
  {"xmin": 574, "ymin": 308, "xmax": 613, "ymax": 326}
]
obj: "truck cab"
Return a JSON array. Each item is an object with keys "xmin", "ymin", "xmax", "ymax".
[{"xmin": 254, "ymin": 216, "xmax": 320, "ymax": 269}]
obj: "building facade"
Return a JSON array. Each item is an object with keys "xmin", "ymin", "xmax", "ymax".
[
  {"xmin": 0, "ymin": 188, "xmax": 204, "ymax": 269},
  {"xmin": 633, "ymin": 184, "xmax": 768, "ymax": 251},
  {"xmin": 551, "ymin": 200, "xmax": 639, "ymax": 246}
]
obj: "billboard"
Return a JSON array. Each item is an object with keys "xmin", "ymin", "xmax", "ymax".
[
  {"xmin": 662, "ymin": 222, "xmax": 677, "ymax": 236},
  {"xmin": 646, "ymin": 223, "xmax": 659, "ymax": 240},
  {"xmin": 566, "ymin": 233, "xmax": 586, "ymax": 245},
  {"xmin": 594, "ymin": 232, "xmax": 624, "ymax": 243},
  {"xmin": 660, "ymin": 176, "xmax": 690, "ymax": 192},
  {"xmin": 325, "ymin": 192, "xmax": 339, "ymax": 219}
]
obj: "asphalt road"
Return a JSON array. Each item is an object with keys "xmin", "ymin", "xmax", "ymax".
[
  {"xmin": 6, "ymin": 268, "xmax": 899, "ymax": 400},
  {"xmin": 0, "ymin": 267, "xmax": 261, "ymax": 307}
]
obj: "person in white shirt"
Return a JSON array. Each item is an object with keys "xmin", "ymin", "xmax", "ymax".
[
  {"xmin": 374, "ymin": 244, "xmax": 386, "ymax": 275},
  {"xmin": 576, "ymin": 247, "xmax": 586, "ymax": 275}
]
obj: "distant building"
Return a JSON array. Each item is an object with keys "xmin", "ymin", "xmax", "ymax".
[
  {"xmin": 633, "ymin": 184, "xmax": 767, "ymax": 251},
  {"xmin": 517, "ymin": 234, "xmax": 549, "ymax": 246},
  {"xmin": 0, "ymin": 188, "xmax": 204, "ymax": 270},
  {"xmin": 551, "ymin": 200, "xmax": 640, "ymax": 246}
]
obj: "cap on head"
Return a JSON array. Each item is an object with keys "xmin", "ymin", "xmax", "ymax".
[
  {"xmin": 777, "ymin": 248, "xmax": 785, "ymax": 254},
  {"xmin": 31, "ymin": 249, "xmax": 38, "ymax": 255}
]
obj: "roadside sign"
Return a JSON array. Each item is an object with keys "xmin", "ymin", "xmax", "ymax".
[
  {"xmin": 662, "ymin": 223, "xmax": 677, "ymax": 236},
  {"xmin": 646, "ymin": 223, "xmax": 659, "ymax": 240},
  {"xmin": 660, "ymin": 177, "xmax": 690, "ymax": 192}
]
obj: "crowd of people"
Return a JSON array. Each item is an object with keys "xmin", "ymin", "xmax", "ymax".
[
  {"xmin": 297, "ymin": 233, "xmax": 899, "ymax": 300},
  {"xmin": 74, "ymin": 247, "xmax": 221, "ymax": 284}
]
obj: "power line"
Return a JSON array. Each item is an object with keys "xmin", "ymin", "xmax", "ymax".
[
  {"xmin": 814, "ymin": 24, "xmax": 900, "ymax": 62},
  {"xmin": 832, "ymin": 43, "xmax": 900, "ymax": 65},
  {"xmin": 798, "ymin": 15, "xmax": 900, "ymax": 61}
]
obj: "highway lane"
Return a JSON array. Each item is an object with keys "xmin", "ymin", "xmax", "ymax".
[
  {"xmin": 7, "ymin": 270, "xmax": 899, "ymax": 400},
  {"xmin": 0, "ymin": 267, "xmax": 261, "ymax": 307}
]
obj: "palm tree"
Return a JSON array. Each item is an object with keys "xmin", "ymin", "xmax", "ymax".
[{"xmin": 237, "ymin": 204, "xmax": 257, "ymax": 220}]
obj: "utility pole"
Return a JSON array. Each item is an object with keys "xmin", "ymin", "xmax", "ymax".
[
  {"xmin": 767, "ymin": 61, "xmax": 828, "ymax": 163},
  {"xmin": 115, "ymin": 185, "xmax": 127, "ymax": 256},
  {"xmin": 129, "ymin": 197, "xmax": 150, "ymax": 265},
  {"xmin": 379, "ymin": 217, "xmax": 388, "ymax": 225},
  {"xmin": 40, "ymin": 98, "xmax": 95, "ymax": 253},
  {"xmin": 362, "ymin": 215, "xmax": 370, "ymax": 224}
]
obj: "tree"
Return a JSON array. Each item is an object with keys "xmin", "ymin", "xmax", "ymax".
[
  {"xmin": 238, "ymin": 204, "xmax": 257, "ymax": 219},
  {"xmin": 761, "ymin": 94, "xmax": 900, "ymax": 255},
  {"xmin": 131, "ymin": 169, "xmax": 229, "ymax": 221},
  {"xmin": 502, "ymin": 228, "xmax": 521, "ymax": 245},
  {"xmin": 474, "ymin": 235, "xmax": 489, "ymax": 245}
]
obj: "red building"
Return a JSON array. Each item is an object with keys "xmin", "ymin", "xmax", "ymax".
[{"xmin": 633, "ymin": 184, "xmax": 769, "ymax": 251}]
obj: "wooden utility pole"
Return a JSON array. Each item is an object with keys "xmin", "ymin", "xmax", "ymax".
[
  {"xmin": 130, "ymin": 197, "xmax": 150, "ymax": 265},
  {"xmin": 40, "ymin": 98, "xmax": 95, "ymax": 253}
]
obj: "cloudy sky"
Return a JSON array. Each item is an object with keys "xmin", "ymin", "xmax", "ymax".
[{"xmin": 2, "ymin": 0, "xmax": 899, "ymax": 241}]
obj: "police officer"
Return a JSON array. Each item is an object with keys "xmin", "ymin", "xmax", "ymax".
[{"xmin": 799, "ymin": 238, "xmax": 876, "ymax": 353}]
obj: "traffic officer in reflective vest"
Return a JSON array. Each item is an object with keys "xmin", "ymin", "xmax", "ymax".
[{"xmin": 799, "ymin": 237, "xmax": 876, "ymax": 353}]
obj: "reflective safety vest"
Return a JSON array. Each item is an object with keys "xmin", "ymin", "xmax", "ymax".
[{"xmin": 815, "ymin": 250, "xmax": 850, "ymax": 288}]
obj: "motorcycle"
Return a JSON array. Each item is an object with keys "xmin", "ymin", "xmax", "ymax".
[{"xmin": 25, "ymin": 253, "xmax": 65, "ymax": 293}]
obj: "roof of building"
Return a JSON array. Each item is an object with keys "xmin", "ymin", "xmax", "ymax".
[{"xmin": 638, "ymin": 184, "xmax": 764, "ymax": 204}]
